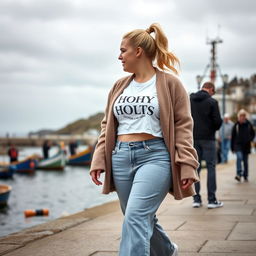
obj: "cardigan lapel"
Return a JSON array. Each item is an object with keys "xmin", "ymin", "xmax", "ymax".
[
  {"xmin": 155, "ymin": 69, "xmax": 172, "ymax": 148},
  {"xmin": 108, "ymin": 75, "xmax": 134, "ymax": 115},
  {"xmin": 105, "ymin": 74, "xmax": 134, "ymax": 154}
]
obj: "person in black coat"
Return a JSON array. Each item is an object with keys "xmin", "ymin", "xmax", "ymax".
[
  {"xmin": 231, "ymin": 109, "xmax": 255, "ymax": 182},
  {"xmin": 69, "ymin": 140, "xmax": 78, "ymax": 156},
  {"xmin": 190, "ymin": 82, "xmax": 223, "ymax": 209},
  {"xmin": 42, "ymin": 140, "xmax": 51, "ymax": 159}
]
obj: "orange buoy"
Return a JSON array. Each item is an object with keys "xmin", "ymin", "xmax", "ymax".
[
  {"xmin": 24, "ymin": 209, "xmax": 49, "ymax": 218},
  {"xmin": 29, "ymin": 160, "xmax": 35, "ymax": 169}
]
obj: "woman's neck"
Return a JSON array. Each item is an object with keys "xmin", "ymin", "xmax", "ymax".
[{"xmin": 133, "ymin": 65, "xmax": 156, "ymax": 83}]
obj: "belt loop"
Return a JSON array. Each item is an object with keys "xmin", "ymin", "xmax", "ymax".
[
  {"xmin": 143, "ymin": 140, "xmax": 150, "ymax": 150},
  {"xmin": 118, "ymin": 141, "xmax": 121, "ymax": 150}
]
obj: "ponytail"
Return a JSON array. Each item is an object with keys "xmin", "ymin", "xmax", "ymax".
[
  {"xmin": 123, "ymin": 23, "xmax": 180, "ymax": 74},
  {"xmin": 147, "ymin": 23, "xmax": 180, "ymax": 74}
]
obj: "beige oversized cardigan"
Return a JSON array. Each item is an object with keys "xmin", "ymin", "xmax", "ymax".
[{"xmin": 90, "ymin": 69, "xmax": 199, "ymax": 200}]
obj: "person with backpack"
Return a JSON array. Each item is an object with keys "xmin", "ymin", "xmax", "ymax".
[{"xmin": 190, "ymin": 82, "xmax": 223, "ymax": 209}]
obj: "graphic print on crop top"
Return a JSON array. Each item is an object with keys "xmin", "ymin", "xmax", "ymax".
[
  {"xmin": 113, "ymin": 75, "xmax": 163, "ymax": 137},
  {"xmin": 115, "ymin": 95, "xmax": 155, "ymax": 117}
]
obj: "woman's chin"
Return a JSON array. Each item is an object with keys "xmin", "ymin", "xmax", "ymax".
[{"xmin": 122, "ymin": 67, "xmax": 133, "ymax": 73}]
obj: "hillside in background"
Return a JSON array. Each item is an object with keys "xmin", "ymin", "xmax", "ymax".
[
  {"xmin": 29, "ymin": 129, "xmax": 55, "ymax": 136},
  {"xmin": 55, "ymin": 112, "xmax": 104, "ymax": 135}
]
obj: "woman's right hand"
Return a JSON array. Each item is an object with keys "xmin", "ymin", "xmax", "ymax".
[{"xmin": 90, "ymin": 170, "xmax": 103, "ymax": 186}]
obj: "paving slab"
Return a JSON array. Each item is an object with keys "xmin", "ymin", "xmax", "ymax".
[
  {"xmin": 170, "ymin": 239, "xmax": 206, "ymax": 252},
  {"xmin": 159, "ymin": 214, "xmax": 256, "ymax": 222},
  {"xmin": 247, "ymin": 199, "xmax": 256, "ymax": 205},
  {"xmin": 0, "ymin": 231, "xmax": 53, "ymax": 245},
  {"xmin": 179, "ymin": 254, "xmax": 256, "ymax": 256},
  {"xmin": 77, "ymin": 214, "xmax": 123, "ymax": 231},
  {"xmin": 154, "ymin": 216, "xmax": 185, "ymax": 230},
  {"xmin": 3, "ymin": 230, "xmax": 120, "ymax": 256},
  {"xmin": 162, "ymin": 205, "xmax": 209, "ymax": 216},
  {"xmin": 178, "ymin": 220, "xmax": 236, "ymax": 231},
  {"xmin": 91, "ymin": 252, "xmax": 117, "ymax": 256},
  {"xmin": 204, "ymin": 205, "xmax": 254, "ymax": 215},
  {"xmin": 0, "ymin": 245, "xmax": 22, "ymax": 256},
  {"xmin": 167, "ymin": 230, "xmax": 229, "ymax": 241},
  {"xmin": 228, "ymin": 223, "xmax": 256, "ymax": 240},
  {"xmin": 200, "ymin": 240, "xmax": 256, "ymax": 253}
]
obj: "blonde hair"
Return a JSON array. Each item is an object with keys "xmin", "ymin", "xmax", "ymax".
[
  {"xmin": 237, "ymin": 109, "xmax": 248, "ymax": 118},
  {"xmin": 123, "ymin": 23, "xmax": 180, "ymax": 74}
]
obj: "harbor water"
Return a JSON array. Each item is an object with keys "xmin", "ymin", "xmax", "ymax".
[{"xmin": 0, "ymin": 146, "xmax": 118, "ymax": 237}]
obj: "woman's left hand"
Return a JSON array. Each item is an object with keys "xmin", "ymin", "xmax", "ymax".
[{"xmin": 181, "ymin": 178, "xmax": 194, "ymax": 190}]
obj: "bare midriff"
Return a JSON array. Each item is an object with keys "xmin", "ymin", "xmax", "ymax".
[{"xmin": 117, "ymin": 133, "xmax": 158, "ymax": 142}]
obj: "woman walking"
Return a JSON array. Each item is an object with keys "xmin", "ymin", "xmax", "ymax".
[{"xmin": 90, "ymin": 23, "xmax": 199, "ymax": 256}]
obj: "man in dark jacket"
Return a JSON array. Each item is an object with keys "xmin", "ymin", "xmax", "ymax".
[
  {"xmin": 190, "ymin": 82, "xmax": 223, "ymax": 209},
  {"xmin": 42, "ymin": 140, "xmax": 51, "ymax": 159},
  {"xmin": 231, "ymin": 109, "xmax": 255, "ymax": 182}
]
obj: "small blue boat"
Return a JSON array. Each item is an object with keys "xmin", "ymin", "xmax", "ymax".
[
  {"xmin": 0, "ymin": 184, "xmax": 12, "ymax": 207},
  {"xmin": 10, "ymin": 157, "xmax": 37, "ymax": 174},
  {"xmin": 0, "ymin": 166, "xmax": 16, "ymax": 179},
  {"xmin": 67, "ymin": 147, "xmax": 92, "ymax": 166},
  {"xmin": 0, "ymin": 156, "xmax": 37, "ymax": 174}
]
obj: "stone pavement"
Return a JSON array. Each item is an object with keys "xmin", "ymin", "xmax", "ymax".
[{"xmin": 0, "ymin": 154, "xmax": 256, "ymax": 256}]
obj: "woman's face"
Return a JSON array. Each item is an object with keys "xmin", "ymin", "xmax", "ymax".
[{"xmin": 118, "ymin": 38, "xmax": 138, "ymax": 73}]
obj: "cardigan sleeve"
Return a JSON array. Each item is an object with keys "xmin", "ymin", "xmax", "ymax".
[
  {"xmin": 173, "ymin": 80, "xmax": 200, "ymax": 182},
  {"xmin": 89, "ymin": 85, "xmax": 116, "ymax": 174},
  {"xmin": 89, "ymin": 75, "xmax": 132, "ymax": 175}
]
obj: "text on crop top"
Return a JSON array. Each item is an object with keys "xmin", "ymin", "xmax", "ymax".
[{"xmin": 113, "ymin": 75, "xmax": 163, "ymax": 137}]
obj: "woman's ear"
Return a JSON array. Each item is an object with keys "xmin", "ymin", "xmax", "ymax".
[{"xmin": 136, "ymin": 47, "xmax": 143, "ymax": 58}]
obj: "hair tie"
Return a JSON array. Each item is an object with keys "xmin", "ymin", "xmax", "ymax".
[{"xmin": 145, "ymin": 28, "xmax": 152, "ymax": 34}]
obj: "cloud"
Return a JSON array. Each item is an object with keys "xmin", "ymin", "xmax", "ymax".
[{"xmin": 0, "ymin": 83, "xmax": 109, "ymax": 134}]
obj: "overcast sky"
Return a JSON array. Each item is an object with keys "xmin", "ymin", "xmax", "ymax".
[{"xmin": 0, "ymin": 0, "xmax": 255, "ymax": 136}]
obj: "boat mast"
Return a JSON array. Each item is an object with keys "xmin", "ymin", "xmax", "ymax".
[
  {"xmin": 207, "ymin": 37, "xmax": 223, "ymax": 85},
  {"xmin": 196, "ymin": 35, "xmax": 223, "ymax": 89}
]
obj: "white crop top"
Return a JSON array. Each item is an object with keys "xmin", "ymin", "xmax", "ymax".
[{"xmin": 113, "ymin": 75, "xmax": 163, "ymax": 137}]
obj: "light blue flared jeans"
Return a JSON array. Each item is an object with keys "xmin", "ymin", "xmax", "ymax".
[{"xmin": 112, "ymin": 138, "xmax": 175, "ymax": 256}]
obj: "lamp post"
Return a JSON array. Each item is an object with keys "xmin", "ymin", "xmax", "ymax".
[
  {"xmin": 196, "ymin": 75, "xmax": 202, "ymax": 90},
  {"xmin": 221, "ymin": 74, "xmax": 229, "ymax": 163},
  {"xmin": 222, "ymin": 74, "xmax": 229, "ymax": 117}
]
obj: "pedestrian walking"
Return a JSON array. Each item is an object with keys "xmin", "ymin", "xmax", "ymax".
[
  {"xmin": 90, "ymin": 23, "xmax": 199, "ymax": 256},
  {"xmin": 219, "ymin": 113, "xmax": 234, "ymax": 163},
  {"xmin": 190, "ymin": 82, "xmax": 223, "ymax": 209},
  {"xmin": 231, "ymin": 109, "xmax": 255, "ymax": 182}
]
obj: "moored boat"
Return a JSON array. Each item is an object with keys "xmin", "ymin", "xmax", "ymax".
[
  {"xmin": 0, "ymin": 157, "xmax": 36, "ymax": 174},
  {"xmin": 0, "ymin": 184, "xmax": 12, "ymax": 207},
  {"xmin": 67, "ymin": 147, "xmax": 92, "ymax": 166},
  {"xmin": 36, "ymin": 149, "xmax": 66, "ymax": 170},
  {"xmin": 0, "ymin": 166, "xmax": 16, "ymax": 179},
  {"xmin": 11, "ymin": 157, "xmax": 37, "ymax": 174}
]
